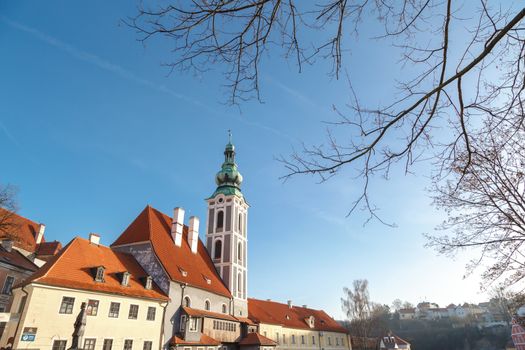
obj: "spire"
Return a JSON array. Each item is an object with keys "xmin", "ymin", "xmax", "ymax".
[{"xmin": 210, "ymin": 132, "xmax": 243, "ymax": 198}]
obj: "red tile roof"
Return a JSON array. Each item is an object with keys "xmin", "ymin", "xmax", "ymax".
[
  {"xmin": 237, "ymin": 317, "xmax": 256, "ymax": 325},
  {"xmin": 170, "ymin": 335, "xmax": 221, "ymax": 346},
  {"xmin": 112, "ymin": 206, "xmax": 231, "ymax": 297},
  {"xmin": 0, "ymin": 208, "xmax": 44, "ymax": 253},
  {"xmin": 248, "ymin": 298, "xmax": 348, "ymax": 333},
  {"xmin": 239, "ymin": 333, "xmax": 277, "ymax": 346},
  {"xmin": 0, "ymin": 246, "xmax": 39, "ymax": 272},
  {"xmin": 35, "ymin": 241, "xmax": 62, "ymax": 257},
  {"xmin": 19, "ymin": 237, "xmax": 168, "ymax": 301},
  {"xmin": 182, "ymin": 306, "xmax": 238, "ymax": 322}
]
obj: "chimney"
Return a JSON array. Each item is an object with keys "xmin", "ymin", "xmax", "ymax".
[
  {"xmin": 89, "ymin": 233, "xmax": 100, "ymax": 245},
  {"xmin": 35, "ymin": 224, "xmax": 45, "ymax": 244},
  {"xmin": 288, "ymin": 300, "xmax": 293, "ymax": 309},
  {"xmin": 302, "ymin": 305, "xmax": 308, "ymax": 308},
  {"xmin": 188, "ymin": 216, "xmax": 199, "ymax": 254},
  {"xmin": 1, "ymin": 240, "xmax": 13, "ymax": 252},
  {"xmin": 171, "ymin": 207, "xmax": 185, "ymax": 247}
]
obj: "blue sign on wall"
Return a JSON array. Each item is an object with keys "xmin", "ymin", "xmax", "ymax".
[
  {"xmin": 21, "ymin": 334, "xmax": 35, "ymax": 342},
  {"xmin": 21, "ymin": 327, "xmax": 37, "ymax": 342}
]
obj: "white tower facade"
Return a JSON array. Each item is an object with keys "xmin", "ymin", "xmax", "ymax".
[{"xmin": 206, "ymin": 139, "xmax": 249, "ymax": 317}]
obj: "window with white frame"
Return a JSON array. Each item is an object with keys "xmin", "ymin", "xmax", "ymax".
[
  {"xmin": 52, "ymin": 340, "xmax": 67, "ymax": 350},
  {"xmin": 123, "ymin": 339, "xmax": 133, "ymax": 350},
  {"xmin": 143, "ymin": 341, "xmax": 152, "ymax": 350},
  {"xmin": 109, "ymin": 302, "xmax": 120, "ymax": 318},
  {"xmin": 83, "ymin": 338, "xmax": 96, "ymax": 350},
  {"xmin": 86, "ymin": 299, "xmax": 99, "ymax": 316},
  {"xmin": 189, "ymin": 317, "xmax": 198, "ymax": 332},
  {"xmin": 103, "ymin": 339, "xmax": 113, "ymax": 350},
  {"xmin": 128, "ymin": 304, "xmax": 139, "ymax": 319},
  {"xmin": 147, "ymin": 307, "xmax": 156, "ymax": 321},
  {"xmin": 59, "ymin": 297, "xmax": 75, "ymax": 314}
]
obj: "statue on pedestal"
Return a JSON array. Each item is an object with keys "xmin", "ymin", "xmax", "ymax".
[{"xmin": 69, "ymin": 302, "xmax": 87, "ymax": 350}]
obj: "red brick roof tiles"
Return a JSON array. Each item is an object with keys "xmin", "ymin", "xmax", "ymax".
[
  {"xmin": 112, "ymin": 206, "xmax": 231, "ymax": 298},
  {"xmin": 19, "ymin": 237, "xmax": 168, "ymax": 301},
  {"xmin": 239, "ymin": 333, "xmax": 277, "ymax": 346},
  {"xmin": 170, "ymin": 335, "xmax": 221, "ymax": 346},
  {"xmin": 0, "ymin": 208, "xmax": 43, "ymax": 253},
  {"xmin": 248, "ymin": 298, "xmax": 348, "ymax": 333},
  {"xmin": 35, "ymin": 241, "xmax": 62, "ymax": 257}
]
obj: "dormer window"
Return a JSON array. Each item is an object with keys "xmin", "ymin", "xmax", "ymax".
[
  {"xmin": 121, "ymin": 272, "xmax": 131, "ymax": 287},
  {"xmin": 145, "ymin": 276, "xmax": 153, "ymax": 290},
  {"xmin": 179, "ymin": 267, "xmax": 188, "ymax": 277},
  {"xmin": 95, "ymin": 266, "xmax": 105, "ymax": 282},
  {"xmin": 204, "ymin": 276, "xmax": 211, "ymax": 285},
  {"xmin": 307, "ymin": 316, "xmax": 315, "ymax": 328}
]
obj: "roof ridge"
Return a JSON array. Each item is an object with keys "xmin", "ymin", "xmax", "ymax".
[
  {"xmin": 249, "ymin": 297, "xmax": 322, "ymax": 312},
  {"xmin": 4, "ymin": 209, "xmax": 41, "ymax": 227},
  {"xmin": 33, "ymin": 237, "xmax": 78, "ymax": 283}
]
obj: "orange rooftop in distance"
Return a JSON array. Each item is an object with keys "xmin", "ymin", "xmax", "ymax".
[{"xmin": 248, "ymin": 298, "xmax": 348, "ymax": 333}]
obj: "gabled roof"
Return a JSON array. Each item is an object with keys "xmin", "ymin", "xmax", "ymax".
[
  {"xmin": 248, "ymin": 298, "xmax": 348, "ymax": 333},
  {"xmin": 0, "ymin": 208, "xmax": 43, "ymax": 253},
  {"xmin": 111, "ymin": 206, "xmax": 231, "ymax": 297},
  {"xmin": 239, "ymin": 333, "xmax": 277, "ymax": 346},
  {"xmin": 170, "ymin": 334, "xmax": 221, "ymax": 346},
  {"xmin": 0, "ymin": 246, "xmax": 39, "ymax": 272},
  {"xmin": 35, "ymin": 241, "xmax": 62, "ymax": 257},
  {"xmin": 19, "ymin": 237, "xmax": 168, "ymax": 301}
]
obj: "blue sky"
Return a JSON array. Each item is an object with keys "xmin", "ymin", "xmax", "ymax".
[{"xmin": 0, "ymin": 0, "xmax": 491, "ymax": 318}]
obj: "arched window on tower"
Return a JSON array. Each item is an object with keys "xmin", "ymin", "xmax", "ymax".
[
  {"xmin": 238, "ymin": 213, "xmax": 242, "ymax": 233},
  {"xmin": 214, "ymin": 240, "xmax": 222, "ymax": 260},
  {"xmin": 183, "ymin": 296, "xmax": 191, "ymax": 307},
  {"xmin": 217, "ymin": 211, "xmax": 224, "ymax": 230},
  {"xmin": 237, "ymin": 273, "xmax": 242, "ymax": 296},
  {"xmin": 238, "ymin": 242, "xmax": 242, "ymax": 263}
]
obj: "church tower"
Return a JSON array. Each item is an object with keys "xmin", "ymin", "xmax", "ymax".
[{"xmin": 206, "ymin": 136, "xmax": 249, "ymax": 317}]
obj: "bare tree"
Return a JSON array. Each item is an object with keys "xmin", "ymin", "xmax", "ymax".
[
  {"xmin": 0, "ymin": 184, "xmax": 19, "ymax": 239},
  {"xmin": 341, "ymin": 280, "xmax": 388, "ymax": 348},
  {"xmin": 425, "ymin": 127, "xmax": 525, "ymax": 288},
  {"xmin": 391, "ymin": 299, "xmax": 403, "ymax": 312},
  {"xmin": 401, "ymin": 301, "xmax": 414, "ymax": 309}
]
